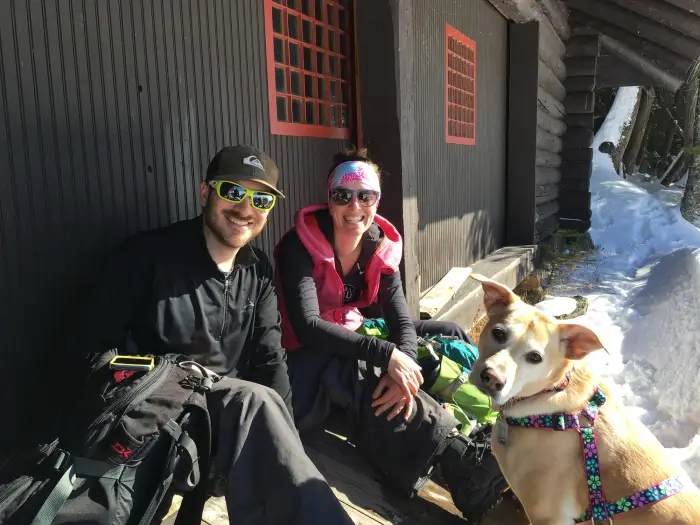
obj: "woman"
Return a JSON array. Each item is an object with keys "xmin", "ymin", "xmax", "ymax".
[{"xmin": 274, "ymin": 148, "xmax": 506, "ymax": 523}]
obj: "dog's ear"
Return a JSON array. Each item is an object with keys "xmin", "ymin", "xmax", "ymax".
[
  {"xmin": 471, "ymin": 273, "xmax": 519, "ymax": 313},
  {"xmin": 558, "ymin": 322, "xmax": 607, "ymax": 360}
]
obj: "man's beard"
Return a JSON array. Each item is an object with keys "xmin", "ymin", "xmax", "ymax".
[{"xmin": 203, "ymin": 199, "xmax": 262, "ymax": 249}]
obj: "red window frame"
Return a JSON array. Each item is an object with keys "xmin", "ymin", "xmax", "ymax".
[
  {"xmin": 445, "ymin": 24, "xmax": 476, "ymax": 146},
  {"xmin": 264, "ymin": 0, "xmax": 354, "ymax": 139}
]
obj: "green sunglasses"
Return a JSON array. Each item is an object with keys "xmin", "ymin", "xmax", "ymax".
[{"xmin": 208, "ymin": 180, "xmax": 277, "ymax": 211}]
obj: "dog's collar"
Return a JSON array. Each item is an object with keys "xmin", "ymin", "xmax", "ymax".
[{"xmin": 505, "ymin": 369, "xmax": 573, "ymax": 407}]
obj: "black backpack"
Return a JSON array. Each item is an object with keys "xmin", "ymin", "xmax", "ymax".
[{"xmin": 0, "ymin": 352, "xmax": 214, "ymax": 525}]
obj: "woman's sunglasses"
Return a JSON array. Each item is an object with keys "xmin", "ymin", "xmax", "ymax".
[
  {"xmin": 208, "ymin": 180, "xmax": 277, "ymax": 211},
  {"xmin": 329, "ymin": 187, "xmax": 380, "ymax": 207}
]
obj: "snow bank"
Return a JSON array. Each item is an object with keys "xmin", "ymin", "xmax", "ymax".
[{"xmin": 551, "ymin": 86, "xmax": 700, "ymax": 484}]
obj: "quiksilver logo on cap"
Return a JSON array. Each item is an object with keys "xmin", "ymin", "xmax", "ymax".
[{"xmin": 243, "ymin": 155, "xmax": 264, "ymax": 171}]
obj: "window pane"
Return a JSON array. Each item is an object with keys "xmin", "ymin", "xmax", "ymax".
[
  {"xmin": 341, "ymin": 82, "xmax": 348, "ymax": 103},
  {"xmin": 276, "ymin": 97, "xmax": 288, "ymax": 122},
  {"xmin": 339, "ymin": 34, "xmax": 347, "ymax": 55},
  {"xmin": 288, "ymin": 0, "xmax": 298, "ymax": 9},
  {"xmin": 315, "ymin": 25, "xmax": 324, "ymax": 48},
  {"xmin": 328, "ymin": 30, "xmax": 336, "ymax": 52},
  {"xmin": 292, "ymin": 99, "xmax": 302, "ymax": 123},
  {"xmin": 329, "ymin": 55, "xmax": 338, "ymax": 76},
  {"xmin": 317, "ymin": 78, "xmax": 325, "ymax": 100},
  {"xmin": 316, "ymin": 51, "xmax": 325, "ymax": 74},
  {"xmin": 272, "ymin": 8, "xmax": 283, "ymax": 34},
  {"xmin": 302, "ymin": 19, "xmax": 312, "ymax": 44},
  {"xmin": 288, "ymin": 14, "xmax": 299, "ymax": 40},
  {"xmin": 338, "ymin": 8, "xmax": 347, "ymax": 29},
  {"xmin": 274, "ymin": 38, "xmax": 286, "ymax": 64},
  {"xmin": 303, "ymin": 47, "xmax": 313, "ymax": 71},
  {"xmin": 275, "ymin": 67, "xmax": 287, "ymax": 93},
  {"xmin": 330, "ymin": 80, "xmax": 338, "ymax": 101},
  {"xmin": 315, "ymin": 0, "xmax": 323, "ymax": 20},
  {"xmin": 340, "ymin": 106, "xmax": 349, "ymax": 128},
  {"xmin": 306, "ymin": 101, "xmax": 316, "ymax": 124},
  {"xmin": 327, "ymin": 4, "xmax": 336, "ymax": 26},
  {"xmin": 330, "ymin": 105, "xmax": 338, "ymax": 127},
  {"xmin": 319, "ymin": 103, "xmax": 328, "ymax": 126},
  {"xmin": 340, "ymin": 58, "xmax": 347, "ymax": 80},
  {"xmin": 302, "ymin": 0, "xmax": 311, "ymax": 15},
  {"xmin": 305, "ymin": 74, "xmax": 315, "ymax": 97},
  {"xmin": 289, "ymin": 43, "xmax": 300, "ymax": 68},
  {"xmin": 290, "ymin": 71, "xmax": 301, "ymax": 95}
]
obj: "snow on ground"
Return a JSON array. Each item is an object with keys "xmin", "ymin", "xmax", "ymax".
[{"xmin": 550, "ymin": 87, "xmax": 700, "ymax": 484}]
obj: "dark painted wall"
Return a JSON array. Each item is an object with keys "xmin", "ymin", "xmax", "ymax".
[
  {"xmin": 413, "ymin": 0, "xmax": 508, "ymax": 291},
  {"xmin": 0, "ymin": 0, "xmax": 346, "ymax": 436}
]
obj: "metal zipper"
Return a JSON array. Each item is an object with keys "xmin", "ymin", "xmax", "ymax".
[{"xmin": 218, "ymin": 275, "xmax": 230, "ymax": 342}]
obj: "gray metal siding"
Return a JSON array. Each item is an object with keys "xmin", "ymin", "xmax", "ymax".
[
  {"xmin": 413, "ymin": 0, "xmax": 507, "ymax": 291},
  {"xmin": 0, "ymin": 0, "xmax": 345, "ymax": 402}
]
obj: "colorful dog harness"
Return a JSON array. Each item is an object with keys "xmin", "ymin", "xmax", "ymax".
[{"xmin": 504, "ymin": 386, "xmax": 685, "ymax": 522}]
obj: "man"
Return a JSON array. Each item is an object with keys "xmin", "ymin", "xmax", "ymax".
[{"xmin": 67, "ymin": 145, "xmax": 353, "ymax": 525}]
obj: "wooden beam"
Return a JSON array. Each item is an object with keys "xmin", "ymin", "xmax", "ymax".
[
  {"xmin": 561, "ymin": 160, "xmax": 593, "ymax": 180},
  {"xmin": 535, "ymin": 183, "xmax": 560, "ymax": 205},
  {"xmin": 537, "ymin": 108, "xmax": 567, "ymax": 136},
  {"xmin": 536, "ymin": 167, "xmax": 562, "ymax": 185},
  {"xmin": 559, "ymin": 191, "xmax": 592, "ymax": 213},
  {"xmin": 536, "ymin": 215, "xmax": 559, "ymax": 240},
  {"xmin": 536, "ymin": 126, "xmax": 563, "ymax": 153},
  {"xmin": 562, "ymin": 127, "xmax": 594, "ymax": 148},
  {"xmin": 536, "ymin": 149, "xmax": 562, "ymax": 167},
  {"xmin": 537, "ymin": 0, "xmax": 570, "ymax": 41},
  {"xmin": 605, "ymin": 0, "xmax": 700, "ymax": 41},
  {"xmin": 488, "ymin": 0, "xmax": 567, "ymax": 56},
  {"xmin": 538, "ymin": 60, "xmax": 566, "ymax": 102},
  {"xmin": 565, "ymin": 92, "xmax": 595, "ymax": 114},
  {"xmin": 596, "ymin": 54, "xmax": 663, "ymax": 88},
  {"xmin": 559, "ymin": 177, "xmax": 590, "ymax": 192},
  {"xmin": 565, "ymin": 113, "xmax": 594, "ymax": 129},
  {"xmin": 393, "ymin": 0, "xmax": 420, "ymax": 317},
  {"xmin": 565, "ymin": 56, "xmax": 597, "ymax": 76},
  {"xmin": 535, "ymin": 200, "xmax": 560, "ymax": 221},
  {"xmin": 567, "ymin": 0, "xmax": 700, "ymax": 61},
  {"xmin": 664, "ymin": 0, "xmax": 699, "ymax": 16},
  {"xmin": 564, "ymin": 75, "xmax": 596, "ymax": 92},
  {"xmin": 600, "ymin": 35, "xmax": 684, "ymax": 93},
  {"xmin": 506, "ymin": 21, "xmax": 540, "ymax": 246},
  {"xmin": 538, "ymin": 87, "xmax": 565, "ymax": 118},
  {"xmin": 558, "ymin": 217, "xmax": 591, "ymax": 233},
  {"xmin": 566, "ymin": 35, "xmax": 600, "ymax": 58},
  {"xmin": 569, "ymin": 10, "xmax": 692, "ymax": 79},
  {"xmin": 561, "ymin": 148, "xmax": 593, "ymax": 162},
  {"xmin": 538, "ymin": 37, "xmax": 567, "ymax": 82}
]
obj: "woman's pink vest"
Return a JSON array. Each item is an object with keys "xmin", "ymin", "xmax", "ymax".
[{"xmin": 274, "ymin": 204, "xmax": 403, "ymax": 351}]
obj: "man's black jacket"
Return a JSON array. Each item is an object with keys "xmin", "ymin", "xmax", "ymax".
[{"xmin": 66, "ymin": 216, "xmax": 292, "ymax": 413}]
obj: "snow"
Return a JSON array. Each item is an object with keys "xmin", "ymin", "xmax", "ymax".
[
  {"xmin": 551, "ymin": 86, "xmax": 700, "ymax": 484},
  {"xmin": 534, "ymin": 296, "xmax": 578, "ymax": 317}
]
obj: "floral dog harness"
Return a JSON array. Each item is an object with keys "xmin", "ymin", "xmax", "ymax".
[{"xmin": 504, "ymin": 386, "xmax": 685, "ymax": 522}]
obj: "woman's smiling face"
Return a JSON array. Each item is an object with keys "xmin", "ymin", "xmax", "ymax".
[{"xmin": 328, "ymin": 180, "xmax": 379, "ymax": 237}]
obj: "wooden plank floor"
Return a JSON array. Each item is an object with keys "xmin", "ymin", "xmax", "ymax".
[{"xmin": 162, "ymin": 430, "xmax": 530, "ymax": 525}]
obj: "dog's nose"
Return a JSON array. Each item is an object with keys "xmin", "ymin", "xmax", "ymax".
[{"xmin": 480, "ymin": 367, "xmax": 506, "ymax": 392}]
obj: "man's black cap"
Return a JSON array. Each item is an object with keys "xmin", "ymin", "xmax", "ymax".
[{"xmin": 206, "ymin": 145, "xmax": 285, "ymax": 198}]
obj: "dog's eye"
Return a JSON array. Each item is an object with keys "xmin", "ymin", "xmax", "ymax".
[
  {"xmin": 491, "ymin": 327, "xmax": 508, "ymax": 344},
  {"xmin": 525, "ymin": 352, "xmax": 543, "ymax": 364}
]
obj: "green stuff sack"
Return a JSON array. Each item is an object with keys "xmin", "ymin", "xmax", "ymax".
[{"xmin": 357, "ymin": 320, "xmax": 499, "ymax": 433}]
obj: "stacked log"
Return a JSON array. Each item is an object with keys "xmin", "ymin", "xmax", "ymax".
[{"xmin": 558, "ymin": 34, "xmax": 600, "ymax": 233}]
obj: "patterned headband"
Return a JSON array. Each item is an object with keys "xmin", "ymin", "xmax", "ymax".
[{"xmin": 327, "ymin": 161, "xmax": 381, "ymax": 193}]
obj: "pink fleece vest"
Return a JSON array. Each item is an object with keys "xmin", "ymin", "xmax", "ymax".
[{"xmin": 274, "ymin": 204, "xmax": 403, "ymax": 351}]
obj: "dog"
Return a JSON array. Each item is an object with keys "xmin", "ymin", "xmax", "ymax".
[{"xmin": 468, "ymin": 273, "xmax": 700, "ymax": 524}]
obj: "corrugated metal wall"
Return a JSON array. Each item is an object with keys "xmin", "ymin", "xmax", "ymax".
[
  {"xmin": 0, "ymin": 0, "xmax": 345, "ymax": 431},
  {"xmin": 413, "ymin": 0, "xmax": 507, "ymax": 291}
]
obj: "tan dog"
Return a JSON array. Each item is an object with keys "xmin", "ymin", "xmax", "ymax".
[{"xmin": 468, "ymin": 274, "xmax": 700, "ymax": 524}]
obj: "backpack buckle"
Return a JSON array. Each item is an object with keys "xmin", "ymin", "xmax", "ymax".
[{"xmin": 48, "ymin": 449, "xmax": 71, "ymax": 472}]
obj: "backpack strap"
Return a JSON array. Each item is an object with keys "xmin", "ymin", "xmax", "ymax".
[{"xmin": 30, "ymin": 457, "xmax": 124, "ymax": 525}]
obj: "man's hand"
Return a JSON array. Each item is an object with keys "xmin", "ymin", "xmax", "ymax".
[
  {"xmin": 371, "ymin": 375, "xmax": 414, "ymax": 421},
  {"xmin": 387, "ymin": 347, "xmax": 423, "ymax": 401}
]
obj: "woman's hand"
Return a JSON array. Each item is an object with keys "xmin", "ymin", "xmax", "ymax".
[
  {"xmin": 371, "ymin": 375, "xmax": 414, "ymax": 421},
  {"xmin": 387, "ymin": 347, "xmax": 424, "ymax": 401}
]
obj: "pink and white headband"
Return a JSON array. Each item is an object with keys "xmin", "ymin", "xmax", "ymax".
[{"xmin": 327, "ymin": 161, "xmax": 381, "ymax": 193}]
